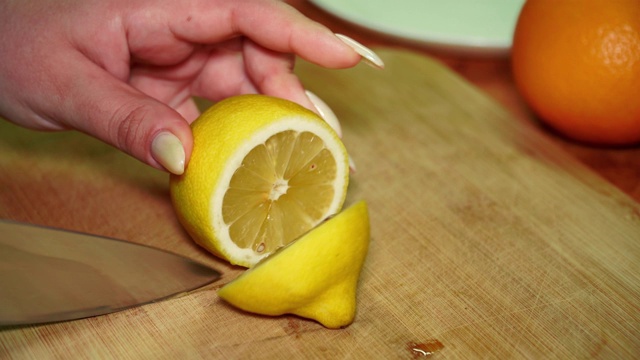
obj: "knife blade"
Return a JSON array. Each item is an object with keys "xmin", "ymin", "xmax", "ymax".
[{"xmin": 0, "ymin": 219, "xmax": 221, "ymax": 327}]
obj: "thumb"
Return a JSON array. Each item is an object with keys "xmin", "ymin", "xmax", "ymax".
[{"xmin": 58, "ymin": 60, "xmax": 192, "ymax": 175}]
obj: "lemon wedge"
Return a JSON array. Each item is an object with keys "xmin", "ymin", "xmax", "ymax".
[
  {"xmin": 218, "ymin": 201, "xmax": 370, "ymax": 329},
  {"xmin": 170, "ymin": 95, "xmax": 349, "ymax": 268}
]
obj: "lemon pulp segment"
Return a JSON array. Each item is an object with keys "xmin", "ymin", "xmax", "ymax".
[{"xmin": 222, "ymin": 130, "xmax": 338, "ymax": 254}]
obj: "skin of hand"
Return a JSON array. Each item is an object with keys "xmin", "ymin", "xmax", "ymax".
[{"xmin": 0, "ymin": 0, "xmax": 368, "ymax": 174}]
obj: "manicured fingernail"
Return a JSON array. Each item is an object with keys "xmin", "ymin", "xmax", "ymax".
[
  {"xmin": 151, "ymin": 132, "xmax": 185, "ymax": 175},
  {"xmin": 335, "ymin": 34, "xmax": 385, "ymax": 69},
  {"xmin": 305, "ymin": 90, "xmax": 342, "ymax": 138},
  {"xmin": 349, "ymin": 156, "xmax": 357, "ymax": 174}
]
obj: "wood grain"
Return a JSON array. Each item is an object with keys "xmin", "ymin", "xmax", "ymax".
[
  {"xmin": 286, "ymin": 0, "xmax": 640, "ymax": 204},
  {"xmin": 1, "ymin": 49, "xmax": 639, "ymax": 359}
]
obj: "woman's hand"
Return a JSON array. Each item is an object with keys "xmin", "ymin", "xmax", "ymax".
[{"xmin": 0, "ymin": 0, "xmax": 382, "ymax": 174}]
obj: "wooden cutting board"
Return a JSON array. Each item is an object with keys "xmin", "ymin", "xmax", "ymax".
[{"xmin": 1, "ymin": 49, "xmax": 638, "ymax": 359}]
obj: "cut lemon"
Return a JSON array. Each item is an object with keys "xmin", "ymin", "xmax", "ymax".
[
  {"xmin": 170, "ymin": 95, "xmax": 349, "ymax": 267},
  {"xmin": 218, "ymin": 201, "xmax": 370, "ymax": 329}
]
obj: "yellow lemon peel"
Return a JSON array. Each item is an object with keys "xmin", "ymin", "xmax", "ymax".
[
  {"xmin": 170, "ymin": 95, "xmax": 349, "ymax": 267},
  {"xmin": 218, "ymin": 201, "xmax": 370, "ymax": 329}
]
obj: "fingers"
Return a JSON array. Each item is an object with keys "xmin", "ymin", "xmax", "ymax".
[
  {"xmin": 169, "ymin": 0, "xmax": 362, "ymax": 69},
  {"xmin": 173, "ymin": 97, "xmax": 201, "ymax": 123},
  {"xmin": 242, "ymin": 40, "xmax": 313, "ymax": 109},
  {"xmin": 129, "ymin": 49, "xmax": 209, "ymax": 123},
  {"xmin": 57, "ymin": 55, "xmax": 192, "ymax": 175},
  {"xmin": 165, "ymin": 0, "xmax": 385, "ymax": 111},
  {"xmin": 189, "ymin": 42, "xmax": 260, "ymax": 102},
  {"xmin": 240, "ymin": 39, "xmax": 342, "ymax": 136}
]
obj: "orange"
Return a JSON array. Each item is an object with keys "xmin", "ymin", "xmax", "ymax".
[{"xmin": 511, "ymin": 0, "xmax": 640, "ymax": 145}]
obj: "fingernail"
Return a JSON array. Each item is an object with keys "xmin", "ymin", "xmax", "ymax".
[
  {"xmin": 305, "ymin": 90, "xmax": 342, "ymax": 138},
  {"xmin": 335, "ymin": 34, "xmax": 385, "ymax": 69},
  {"xmin": 151, "ymin": 132, "xmax": 185, "ymax": 175},
  {"xmin": 349, "ymin": 156, "xmax": 357, "ymax": 174}
]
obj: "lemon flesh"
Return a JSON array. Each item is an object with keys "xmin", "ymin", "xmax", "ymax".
[
  {"xmin": 170, "ymin": 95, "xmax": 349, "ymax": 268},
  {"xmin": 218, "ymin": 201, "xmax": 370, "ymax": 329},
  {"xmin": 223, "ymin": 130, "xmax": 339, "ymax": 253}
]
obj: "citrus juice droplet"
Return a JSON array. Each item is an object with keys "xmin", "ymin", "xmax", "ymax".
[{"xmin": 408, "ymin": 339, "xmax": 444, "ymax": 358}]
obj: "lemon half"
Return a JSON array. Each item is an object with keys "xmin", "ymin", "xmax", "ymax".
[
  {"xmin": 170, "ymin": 95, "xmax": 349, "ymax": 267},
  {"xmin": 218, "ymin": 201, "xmax": 370, "ymax": 329}
]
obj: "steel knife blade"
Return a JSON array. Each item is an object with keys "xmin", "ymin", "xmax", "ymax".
[{"xmin": 0, "ymin": 219, "xmax": 220, "ymax": 327}]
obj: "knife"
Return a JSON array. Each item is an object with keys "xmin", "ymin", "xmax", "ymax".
[{"xmin": 0, "ymin": 219, "xmax": 221, "ymax": 327}]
